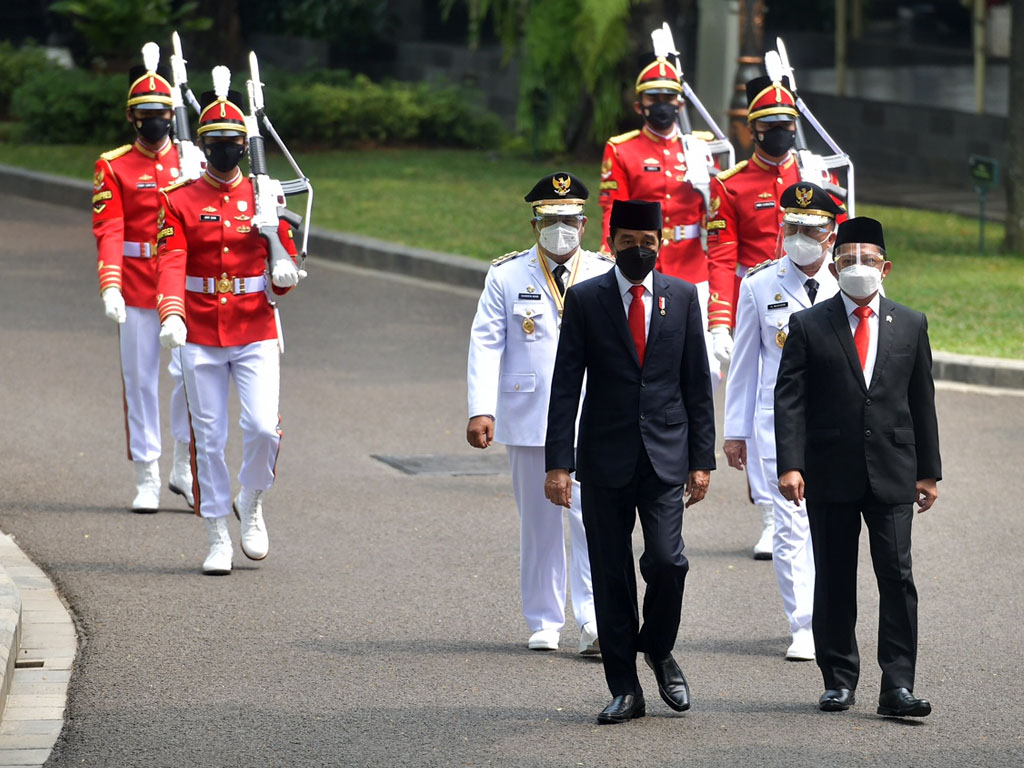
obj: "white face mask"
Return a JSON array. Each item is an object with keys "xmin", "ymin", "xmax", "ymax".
[
  {"xmin": 838, "ymin": 264, "xmax": 883, "ymax": 299},
  {"xmin": 538, "ymin": 222, "xmax": 580, "ymax": 256},
  {"xmin": 784, "ymin": 232, "xmax": 826, "ymax": 266}
]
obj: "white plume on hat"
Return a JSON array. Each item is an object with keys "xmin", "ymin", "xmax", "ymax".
[
  {"xmin": 212, "ymin": 65, "xmax": 231, "ymax": 100},
  {"xmin": 141, "ymin": 42, "xmax": 160, "ymax": 74}
]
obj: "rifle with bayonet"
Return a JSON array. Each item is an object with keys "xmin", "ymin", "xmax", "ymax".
[
  {"xmin": 651, "ymin": 22, "xmax": 737, "ymax": 247},
  {"xmin": 168, "ymin": 32, "xmax": 205, "ymax": 182},
  {"xmin": 765, "ymin": 38, "xmax": 856, "ymax": 215}
]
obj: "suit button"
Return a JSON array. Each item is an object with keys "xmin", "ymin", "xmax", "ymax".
[
  {"xmin": 865, "ymin": 398, "xmax": 871, "ymax": 405},
  {"xmin": 640, "ymin": 413, "xmax": 646, "ymax": 420},
  {"xmin": 864, "ymin": 429, "xmax": 872, "ymax": 437},
  {"xmin": 641, "ymin": 380, "xmax": 646, "ymax": 388}
]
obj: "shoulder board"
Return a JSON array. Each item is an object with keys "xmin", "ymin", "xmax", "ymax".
[
  {"xmin": 715, "ymin": 160, "xmax": 748, "ymax": 183},
  {"xmin": 100, "ymin": 145, "xmax": 132, "ymax": 162},
  {"xmin": 160, "ymin": 179, "xmax": 191, "ymax": 195},
  {"xmin": 491, "ymin": 249, "xmax": 528, "ymax": 266},
  {"xmin": 690, "ymin": 130, "xmax": 715, "ymax": 141},
  {"xmin": 578, "ymin": 248, "xmax": 614, "ymax": 264},
  {"xmin": 744, "ymin": 258, "xmax": 775, "ymax": 278},
  {"xmin": 608, "ymin": 129, "xmax": 640, "ymax": 146}
]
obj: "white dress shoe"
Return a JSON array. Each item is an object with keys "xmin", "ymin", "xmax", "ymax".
[
  {"xmin": 528, "ymin": 629, "xmax": 560, "ymax": 651},
  {"xmin": 578, "ymin": 621, "xmax": 600, "ymax": 656},
  {"xmin": 785, "ymin": 627, "xmax": 815, "ymax": 661},
  {"xmin": 203, "ymin": 516, "xmax": 233, "ymax": 575},
  {"xmin": 233, "ymin": 487, "xmax": 268, "ymax": 561},
  {"xmin": 130, "ymin": 460, "xmax": 161, "ymax": 513},
  {"xmin": 752, "ymin": 502, "xmax": 774, "ymax": 560},
  {"xmin": 168, "ymin": 441, "xmax": 194, "ymax": 508}
]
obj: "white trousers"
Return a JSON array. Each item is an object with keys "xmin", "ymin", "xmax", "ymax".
[
  {"xmin": 745, "ymin": 419, "xmax": 772, "ymax": 506},
  {"xmin": 118, "ymin": 306, "xmax": 190, "ymax": 462},
  {"xmin": 507, "ymin": 445, "xmax": 595, "ymax": 632},
  {"xmin": 762, "ymin": 456, "xmax": 815, "ymax": 633},
  {"xmin": 694, "ymin": 280, "xmax": 722, "ymax": 391},
  {"xmin": 180, "ymin": 340, "xmax": 281, "ymax": 519}
]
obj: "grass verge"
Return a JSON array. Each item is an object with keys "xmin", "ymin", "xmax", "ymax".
[{"xmin": 0, "ymin": 142, "xmax": 1019, "ymax": 358}]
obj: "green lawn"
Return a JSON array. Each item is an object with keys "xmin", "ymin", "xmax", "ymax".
[{"xmin": 0, "ymin": 142, "xmax": 1020, "ymax": 358}]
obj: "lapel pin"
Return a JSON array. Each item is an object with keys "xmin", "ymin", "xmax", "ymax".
[
  {"xmin": 658, "ymin": 296, "xmax": 666, "ymax": 316},
  {"xmin": 886, "ymin": 315, "xmax": 892, "ymax": 323}
]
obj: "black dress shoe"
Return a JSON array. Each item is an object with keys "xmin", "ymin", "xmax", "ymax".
[
  {"xmin": 819, "ymin": 688, "xmax": 855, "ymax": 711},
  {"xmin": 597, "ymin": 693, "xmax": 646, "ymax": 724},
  {"xmin": 877, "ymin": 687, "xmax": 931, "ymax": 717},
  {"xmin": 644, "ymin": 653, "xmax": 691, "ymax": 712}
]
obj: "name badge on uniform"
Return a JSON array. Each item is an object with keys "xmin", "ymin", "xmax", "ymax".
[
  {"xmin": 643, "ymin": 165, "xmax": 661, "ymax": 172},
  {"xmin": 136, "ymin": 182, "xmax": 157, "ymax": 189},
  {"xmin": 767, "ymin": 301, "xmax": 788, "ymax": 310},
  {"xmin": 200, "ymin": 214, "xmax": 221, "ymax": 222},
  {"xmin": 754, "ymin": 201, "xmax": 776, "ymax": 210},
  {"xmin": 517, "ymin": 293, "xmax": 542, "ymax": 300}
]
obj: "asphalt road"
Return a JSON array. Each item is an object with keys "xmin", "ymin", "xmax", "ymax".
[{"xmin": 1, "ymin": 193, "xmax": 1022, "ymax": 767}]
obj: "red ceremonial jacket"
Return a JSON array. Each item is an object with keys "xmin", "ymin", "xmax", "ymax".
[
  {"xmin": 156, "ymin": 171, "xmax": 297, "ymax": 347},
  {"xmin": 599, "ymin": 126, "xmax": 708, "ymax": 284},
  {"xmin": 93, "ymin": 139, "xmax": 181, "ymax": 308}
]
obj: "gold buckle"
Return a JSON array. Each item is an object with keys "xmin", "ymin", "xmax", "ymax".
[{"xmin": 216, "ymin": 273, "xmax": 232, "ymax": 294}]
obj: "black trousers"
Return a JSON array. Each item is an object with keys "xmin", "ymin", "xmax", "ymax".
[
  {"xmin": 807, "ymin": 499, "xmax": 918, "ymax": 693},
  {"xmin": 580, "ymin": 448, "xmax": 688, "ymax": 697}
]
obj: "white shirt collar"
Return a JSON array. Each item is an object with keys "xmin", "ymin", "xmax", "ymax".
[
  {"xmin": 840, "ymin": 290, "xmax": 881, "ymax": 318},
  {"xmin": 753, "ymin": 149, "xmax": 794, "ymax": 167},
  {"xmin": 645, "ymin": 124, "xmax": 679, "ymax": 141},
  {"xmin": 614, "ymin": 264, "xmax": 654, "ymax": 297},
  {"xmin": 544, "ymin": 251, "xmax": 576, "ymax": 276}
]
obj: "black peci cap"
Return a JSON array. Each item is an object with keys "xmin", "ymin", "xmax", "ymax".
[
  {"xmin": 609, "ymin": 200, "xmax": 662, "ymax": 232},
  {"xmin": 834, "ymin": 217, "xmax": 886, "ymax": 252}
]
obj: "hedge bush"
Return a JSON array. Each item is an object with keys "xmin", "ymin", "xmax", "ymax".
[
  {"xmin": 0, "ymin": 42, "xmax": 62, "ymax": 118},
  {"xmin": 8, "ymin": 65, "xmax": 504, "ymax": 149}
]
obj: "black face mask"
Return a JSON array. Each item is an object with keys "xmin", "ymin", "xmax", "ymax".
[
  {"xmin": 755, "ymin": 125, "xmax": 797, "ymax": 157},
  {"xmin": 643, "ymin": 102, "xmax": 679, "ymax": 131},
  {"xmin": 615, "ymin": 246, "xmax": 658, "ymax": 281},
  {"xmin": 203, "ymin": 142, "xmax": 245, "ymax": 173},
  {"xmin": 136, "ymin": 116, "xmax": 172, "ymax": 144}
]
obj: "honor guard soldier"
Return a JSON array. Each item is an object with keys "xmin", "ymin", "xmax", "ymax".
[
  {"xmin": 723, "ymin": 182, "xmax": 842, "ymax": 660},
  {"xmin": 599, "ymin": 54, "xmax": 720, "ymax": 386},
  {"xmin": 155, "ymin": 73, "xmax": 302, "ymax": 575},
  {"xmin": 467, "ymin": 172, "xmax": 612, "ymax": 653},
  {"xmin": 92, "ymin": 43, "xmax": 193, "ymax": 513}
]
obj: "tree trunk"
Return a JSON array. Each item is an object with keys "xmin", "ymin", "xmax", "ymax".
[{"xmin": 1003, "ymin": 0, "xmax": 1024, "ymax": 253}]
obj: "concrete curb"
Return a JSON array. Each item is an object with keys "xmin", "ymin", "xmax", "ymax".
[
  {"xmin": 1, "ymin": 162, "xmax": 1019, "ymax": 388},
  {"xmin": 0, "ymin": 535, "xmax": 22, "ymax": 725}
]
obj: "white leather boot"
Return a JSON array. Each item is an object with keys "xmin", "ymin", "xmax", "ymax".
[
  {"xmin": 203, "ymin": 516, "xmax": 233, "ymax": 575},
  {"xmin": 130, "ymin": 460, "xmax": 160, "ymax": 513},
  {"xmin": 233, "ymin": 487, "xmax": 268, "ymax": 561},
  {"xmin": 168, "ymin": 441, "xmax": 194, "ymax": 508},
  {"xmin": 752, "ymin": 502, "xmax": 774, "ymax": 560}
]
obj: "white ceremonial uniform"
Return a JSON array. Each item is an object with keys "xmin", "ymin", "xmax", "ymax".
[
  {"xmin": 724, "ymin": 254, "xmax": 838, "ymax": 633},
  {"xmin": 468, "ymin": 245, "xmax": 613, "ymax": 633}
]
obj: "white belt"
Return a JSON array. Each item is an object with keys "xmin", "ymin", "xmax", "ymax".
[
  {"xmin": 185, "ymin": 274, "xmax": 266, "ymax": 295},
  {"xmin": 663, "ymin": 224, "xmax": 701, "ymax": 242},
  {"xmin": 123, "ymin": 241, "xmax": 156, "ymax": 258}
]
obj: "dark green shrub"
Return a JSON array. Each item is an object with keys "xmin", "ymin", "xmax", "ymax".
[
  {"xmin": 11, "ymin": 68, "xmax": 126, "ymax": 145},
  {"xmin": 0, "ymin": 42, "xmax": 61, "ymax": 118}
]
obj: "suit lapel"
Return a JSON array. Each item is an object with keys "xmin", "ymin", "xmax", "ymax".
[
  {"xmin": 596, "ymin": 269, "xmax": 640, "ymax": 366},
  {"xmin": 869, "ymin": 297, "xmax": 896, "ymax": 391},
  {"xmin": 527, "ymin": 249, "xmax": 558, "ymax": 312},
  {"xmin": 826, "ymin": 293, "xmax": 868, "ymax": 393},
  {"xmin": 646, "ymin": 272, "xmax": 670, "ymax": 353}
]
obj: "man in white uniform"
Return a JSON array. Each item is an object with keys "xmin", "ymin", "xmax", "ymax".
[
  {"xmin": 467, "ymin": 172, "xmax": 613, "ymax": 653},
  {"xmin": 723, "ymin": 182, "xmax": 843, "ymax": 660}
]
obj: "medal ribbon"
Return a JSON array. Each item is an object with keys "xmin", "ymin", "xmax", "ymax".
[{"xmin": 539, "ymin": 251, "xmax": 582, "ymax": 316}]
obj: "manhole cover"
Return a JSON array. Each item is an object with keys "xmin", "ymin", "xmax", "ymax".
[{"xmin": 372, "ymin": 453, "xmax": 510, "ymax": 476}]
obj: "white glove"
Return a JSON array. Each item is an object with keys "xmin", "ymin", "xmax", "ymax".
[
  {"xmin": 710, "ymin": 325, "xmax": 734, "ymax": 364},
  {"xmin": 271, "ymin": 257, "xmax": 302, "ymax": 288},
  {"xmin": 159, "ymin": 315, "xmax": 187, "ymax": 349},
  {"xmin": 101, "ymin": 287, "xmax": 126, "ymax": 324}
]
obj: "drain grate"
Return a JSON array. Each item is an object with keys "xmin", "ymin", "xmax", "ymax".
[{"xmin": 372, "ymin": 453, "xmax": 510, "ymax": 477}]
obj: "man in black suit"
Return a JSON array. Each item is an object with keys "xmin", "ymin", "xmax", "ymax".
[
  {"xmin": 544, "ymin": 199, "xmax": 716, "ymax": 724},
  {"xmin": 774, "ymin": 217, "xmax": 941, "ymax": 718}
]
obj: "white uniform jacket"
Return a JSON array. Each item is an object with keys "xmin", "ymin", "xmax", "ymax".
[
  {"xmin": 468, "ymin": 245, "xmax": 614, "ymax": 447},
  {"xmin": 724, "ymin": 255, "xmax": 839, "ymax": 461}
]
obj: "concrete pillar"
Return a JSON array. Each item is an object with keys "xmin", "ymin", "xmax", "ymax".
[{"xmin": 696, "ymin": 0, "xmax": 740, "ymax": 135}]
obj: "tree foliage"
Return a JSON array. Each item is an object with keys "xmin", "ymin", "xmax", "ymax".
[{"xmin": 444, "ymin": 0, "xmax": 642, "ymax": 154}]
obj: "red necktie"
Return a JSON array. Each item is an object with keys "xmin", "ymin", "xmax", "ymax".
[
  {"xmin": 853, "ymin": 305, "xmax": 872, "ymax": 370},
  {"xmin": 628, "ymin": 284, "xmax": 646, "ymax": 366}
]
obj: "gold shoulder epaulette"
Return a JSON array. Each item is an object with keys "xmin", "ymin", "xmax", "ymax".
[
  {"xmin": 160, "ymin": 178, "xmax": 190, "ymax": 194},
  {"xmin": 100, "ymin": 145, "xmax": 132, "ymax": 162},
  {"xmin": 608, "ymin": 129, "xmax": 640, "ymax": 146},
  {"xmin": 491, "ymin": 249, "xmax": 528, "ymax": 266},
  {"xmin": 691, "ymin": 130, "xmax": 715, "ymax": 141},
  {"xmin": 715, "ymin": 160, "xmax": 748, "ymax": 184},
  {"xmin": 744, "ymin": 258, "xmax": 775, "ymax": 278}
]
